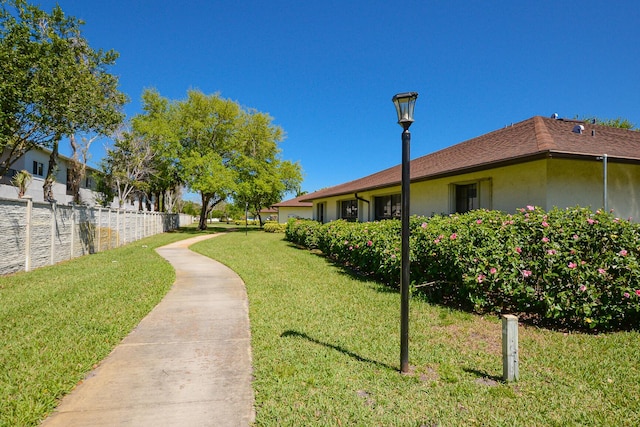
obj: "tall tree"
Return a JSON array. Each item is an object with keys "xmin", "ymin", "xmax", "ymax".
[
  {"xmin": 102, "ymin": 130, "xmax": 154, "ymax": 207},
  {"xmin": 174, "ymin": 90, "xmax": 242, "ymax": 229},
  {"xmin": 233, "ymin": 110, "xmax": 302, "ymax": 226},
  {"xmin": 0, "ymin": 1, "xmax": 126, "ymax": 198},
  {"xmin": 1, "ymin": 0, "xmax": 55, "ymax": 175},
  {"xmin": 131, "ymin": 89, "xmax": 182, "ymax": 212}
]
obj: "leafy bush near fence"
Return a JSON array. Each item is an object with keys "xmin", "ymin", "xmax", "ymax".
[{"xmin": 286, "ymin": 207, "xmax": 640, "ymax": 330}]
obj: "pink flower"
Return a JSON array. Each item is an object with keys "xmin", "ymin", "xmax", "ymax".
[
  {"xmin": 547, "ymin": 249, "xmax": 556, "ymax": 255},
  {"xmin": 344, "ymin": 240, "xmax": 349, "ymax": 245},
  {"xmin": 624, "ymin": 292, "xmax": 630, "ymax": 298},
  {"xmin": 542, "ymin": 237, "xmax": 549, "ymax": 243},
  {"xmin": 636, "ymin": 290, "xmax": 640, "ymax": 296},
  {"xmin": 522, "ymin": 270, "xmax": 532, "ymax": 278},
  {"xmin": 587, "ymin": 218, "xmax": 595, "ymax": 225},
  {"xmin": 619, "ymin": 249, "xmax": 628, "ymax": 257},
  {"xmin": 433, "ymin": 238, "xmax": 441, "ymax": 244},
  {"xmin": 477, "ymin": 274, "xmax": 486, "ymax": 283},
  {"xmin": 515, "ymin": 247, "xmax": 522, "ymax": 254},
  {"xmin": 542, "ymin": 221, "xmax": 549, "ymax": 227},
  {"xmin": 490, "ymin": 267, "xmax": 497, "ymax": 274},
  {"xmin": 598, "ymin": 268, "xmax": 606, "ymax": 275},
  {"xmin": 450, "ymin": 233, "xmax": 457, "ymax": 240},
  {"xmin": 568, "ymin": 262, "xmax": 577, "ymax": 269},
  {"xmin": 367, "ymin": 240, "xmax": 373, "ymax": 247},
  {"xmin": 579, "ymin": 285, "xmax": 587, "ymax": 291},
  {"xmin": 476, "ymin": 219, "xmax": 483, "ymax": 224},
  {"xmin": 421, "ymin": 222, "xmax": 428, "ymax": 229},
  {"xmin": 573, "ymin": 234, "xmax": 579, "ymax": 240},
  {"xmin": 391, "ymin": 254, "xmax": 396, "ymax": 259},
  {"xmin": 349, "ymin": 246, "xmax": 353, "ymax": 251},
  {"xmin": 526, "ymin": 205, "xmax": 535, "ymax": 211}
]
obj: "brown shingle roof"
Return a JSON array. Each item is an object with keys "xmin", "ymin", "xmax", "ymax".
[
  {"xmin": 302, "ymin": 116, "xmax": 640, "ymax": 201},
  {"xmin": 272, "ymin": 194, "xmax": 313, "ymax": 208}
]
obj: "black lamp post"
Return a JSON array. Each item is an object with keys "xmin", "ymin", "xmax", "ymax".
[{"xmin": 392, "ymin": 91, "xmax": 418, "ymax": 374}]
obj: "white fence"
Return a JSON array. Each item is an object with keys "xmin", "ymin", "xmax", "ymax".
[{"xmin": 0, "ymin": 197, "xmax": 192, "ymax": 276}]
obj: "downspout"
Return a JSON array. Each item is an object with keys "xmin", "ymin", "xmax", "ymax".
[
  {"xmin": 354, "ymin": 193, "xmax": 370, "ymax": 221},
  {"xmin": 603, "ymin": 154, "xmax": 608, "ymax": 212},
  {"xmin": 597, "ymin": 153, "xmax": 608, "ymax": 212}
]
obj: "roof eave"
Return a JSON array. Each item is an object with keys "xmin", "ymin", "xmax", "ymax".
[{"xmin": 302, "ymin": 150, "xmax": 640, "ymax": 202}]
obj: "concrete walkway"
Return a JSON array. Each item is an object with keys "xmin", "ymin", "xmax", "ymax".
[{"xmin": 41, "ymin": 234, "xmax": 255, "ymax": 427}]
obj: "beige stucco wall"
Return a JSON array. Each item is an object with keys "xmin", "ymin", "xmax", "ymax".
[
  {"xmin": 278, "ymin": 206, "xmax": 313, "ymax": 223},
  {"xmin": 410, "ymin": 160, "xmax": 547, "ymax": 216},
  {"xmin": 310, "ymin": 158, "xmax": 640, "ymax": 222},
  {"xmin": 546, "ymin": 158, "xmax": 640, "ymax": 221}
]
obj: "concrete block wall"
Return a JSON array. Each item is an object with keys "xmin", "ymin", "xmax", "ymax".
[{"xmin": 0, "ymin": 198, "xmax": 191, "ymax": 276}]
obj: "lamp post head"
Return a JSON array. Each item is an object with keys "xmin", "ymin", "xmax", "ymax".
[{"xmin": 392, "ymin": 92, "xmax": 418, "ymax": 130}]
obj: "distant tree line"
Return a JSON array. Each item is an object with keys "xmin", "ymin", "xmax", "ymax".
[{"xmin": 102, "ymin": 89, "xmax": 302, "ymax": 229}]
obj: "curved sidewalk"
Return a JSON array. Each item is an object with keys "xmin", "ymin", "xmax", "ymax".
[{"xmin": 41, "ymin": 234, "xmax": 255, "ymax": 427}]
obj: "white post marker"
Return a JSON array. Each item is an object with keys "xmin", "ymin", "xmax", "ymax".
[{"xmin": 502, "ymin": 314, "xmax": 519, "ymax": 382}]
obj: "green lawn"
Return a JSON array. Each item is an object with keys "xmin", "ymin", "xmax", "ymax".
[
  {"xmin": 2, "ymin": 228, "xmax": 639, "ymax": 426},
  {"xmin": 192, "ymin": 231, "xmax": 640, "ymax": 426},
  {"xmin": 0, "ymin": 230, "xmax": 202, "ymax": 427}
]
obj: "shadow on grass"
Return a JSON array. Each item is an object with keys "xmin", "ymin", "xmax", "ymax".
[
  {"xmin": 281, "ymin": 329, "xmax": 397, "ymax": 372},
  {"xmin": 285, "ymin": 243, "xmax": 397, "ymax": 292},
  {"xmin": 462, "ymin": 368, "xmax": 504, "ymax": 384}
]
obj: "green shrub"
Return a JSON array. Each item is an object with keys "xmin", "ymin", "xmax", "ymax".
[
  {"xmin": 263, "ymin": 222, "xmax": 286, "ymax": 233},
  {"xmin": 285, "ymin": 218, "xmax": 322, "ymax": 248},
  {"xmin": 285, "ymin": 206, "xmax": 640, "ymax": 330}
]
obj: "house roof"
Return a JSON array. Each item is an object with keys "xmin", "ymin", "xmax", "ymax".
[
  {"xmin": 272, "ymin": 194, "xmax": 313, "ymax": 208},
  {"xmin": 301, "ymin": 116, "xmax": 640, "ymax": 201}
]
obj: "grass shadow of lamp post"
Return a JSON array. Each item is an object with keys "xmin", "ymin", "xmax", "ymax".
[{"xmin": 392, "ymin": 91, "xmax": 418, "ymax": 374}]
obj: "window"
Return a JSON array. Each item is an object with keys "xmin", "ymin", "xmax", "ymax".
[
  {"xmin": 316, "ymin": 202, "xmax": 325, "ymax": 223},
  {"xmin": 340, "ymin": 200, "xmax": 358, "ymax": 221},
  {"xmin": 455, "ymin": 183, "xmax": 478, "ymax": 213},
  {"xmin": 375, "ymin": 194, "xmax": 401, "ymax": 220},
  {"xmin": 32, "ymin": 161, "xmax": 44, "ymax": 177},
  {"xmin": 450, "ymin": 179, "xmax": 492, "ymax": 214}
]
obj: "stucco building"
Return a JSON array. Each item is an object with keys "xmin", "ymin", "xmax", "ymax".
[{"xmin": 300, "ymin": 116, "xmax": 640, "ymax": 222}]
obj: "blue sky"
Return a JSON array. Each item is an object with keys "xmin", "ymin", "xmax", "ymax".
[{"xmin": 40, "ymin": 0, "xmax": 640, "ymax": 196}]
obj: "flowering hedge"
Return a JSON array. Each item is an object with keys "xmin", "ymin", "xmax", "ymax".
[{"xmin": 285, "ymin": 207, "xmax": 640, "ymax": 330}]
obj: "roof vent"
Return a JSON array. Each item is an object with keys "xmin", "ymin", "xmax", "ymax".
[
  {"xmin": 572, "ymin": 124, "xmax": 585, "ymax": 134},
  {"xmin": 551, "ymin": 113, "xmax": 559, "ymax": 119}
]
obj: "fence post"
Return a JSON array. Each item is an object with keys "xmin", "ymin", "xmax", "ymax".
[
  {"xmin": 70, "ymin": 204, "xmax": 75, "ymax": 259},
  {"xmin": 116, "ymin": 209, "xmax": 120, "ymax": 247},
  {"xmin": 50, "ymin": 201, "xmax": 56, "ymax": 265},
  {"xmin": 97, "ymin": 207, "xmax": 101, "ymax": 252},
  {"xmin": 502, "ymin": 314, "xmax": 519, "ymax": 382},
  {"xmin": 24, "ymin": 196, "xmax": 33, "ymax": 272}
]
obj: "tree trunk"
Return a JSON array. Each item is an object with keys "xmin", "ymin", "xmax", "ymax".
[
  {"xmin": 199, "ymin": 193, "xmax": 210, "ymax": 230},
  {"xmin": 43, "ymin": 139, "xmax": 59, "ymax": 202},
  {"xmin": 68, "ymin": 134, "xmax": 82, "ymax": 203}
]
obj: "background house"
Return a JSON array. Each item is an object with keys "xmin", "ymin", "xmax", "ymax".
[
  {"xmin": 302, "ymin": 116, "xmax": 640, "ymax": 222},
  {"xmin": 1, "ymin": 147, "xmax": 141, "ymax": 210},
  {"xmin": 272, "ymin": 195, "xmax": 313, "ymax": 223}
]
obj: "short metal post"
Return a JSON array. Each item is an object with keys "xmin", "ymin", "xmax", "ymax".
[{"xmin": 502, "ymin": 314, "xmax": 519, "ymax": 381}]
